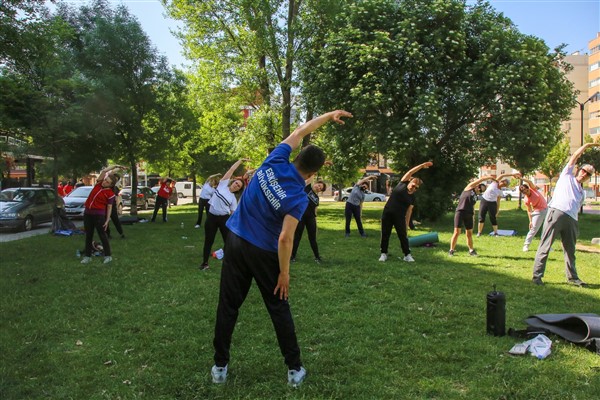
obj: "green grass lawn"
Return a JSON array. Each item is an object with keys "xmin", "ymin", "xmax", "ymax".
[{"xmin": 1, "ymin": 201, "xmax": 599, "ymax": 399}]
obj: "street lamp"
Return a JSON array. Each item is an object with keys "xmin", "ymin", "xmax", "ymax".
[{"xmin": 576, "ymin": 92, "xmax": 599, "ymax": 146}]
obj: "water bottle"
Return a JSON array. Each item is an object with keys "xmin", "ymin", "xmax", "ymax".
[
  {"xmin": 181, "ymin": 222, "xmax": 184, "ymax": 229},
  {"xmin": 486, "ymin": 284, "xmax": 506, "ymax": 336},
  {"xmin": 76, "ymin": 249, "xmax": 81, "ymax": 258}
]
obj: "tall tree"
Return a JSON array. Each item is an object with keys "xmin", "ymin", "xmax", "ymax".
[
  {"xmin": 303, "ymin": 0, "xmax": 573, "ymax": 219},
  {"xmin": 60, "ymin": 0, "xmax": 171, "ymax": 213},
  {"xmin": 537, "ymin": 138, "xmax": 569, "ymax": 198}
]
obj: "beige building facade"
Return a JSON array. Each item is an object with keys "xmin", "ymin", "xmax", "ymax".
[{"xmin": 588, "ymin": 33, "xmax": 600, "ymax": 141}]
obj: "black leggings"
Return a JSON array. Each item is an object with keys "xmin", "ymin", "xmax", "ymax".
[
  {"xmin": 292, "ymin": 216, "xmax": 320, "ymax": 259},
  {"xmin": 380, "ymin": 208, "xmax": 409, "ymax": 256},
  {"xmin": 344, "ymin": 202, "xmax": 364, "ymax": 235},
  {"xmin": 478, "ymin": 199, "xmax": 498, "ymax": 225},
  {"xmin": 203, "ymin": 212, "xmax": 230, "ymax": 264},
  {"xmin": 83, "ymin": 213, "xmax": 111, "ymax": 257},
  {"xmin": 196, "ymin": 198, "xmax": 210, "ymax": 226},
  {"xmin": 151, "ymin": 196, "xmax": 169, "ymax": 222}
]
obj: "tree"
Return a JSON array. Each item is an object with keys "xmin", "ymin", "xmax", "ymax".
[
  {"xmin": 60, "ymin": 0, "xmax": 171, "ymax": 214},
  {"xmin": 164, "ymin": 0, "xmax": 339, "ymax": 144},
  {"xmin": 302, "ymin": 0, "xmax": 573, "ymax": 219},
  {"xmin": 537, "ymin": 138, "xmax": 569, "ymax": 199}
]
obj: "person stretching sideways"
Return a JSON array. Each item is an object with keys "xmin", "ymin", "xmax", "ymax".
[
  {"xmin": 449, "ymin": 176, "xmax": 495, "ymax": 256},
  {"xmin": 519, "ymin": 177, "xmax": 548, "ymax": 252},
  {"xmin": 532, "ymin": 142, "xmax": 599, "ymax": 287},
  {"xmin": 344, "ymin": 175, "xmax": 378, "ymax": 237},
  {"xmin": 476, "ymin": 172, "xmax": 520, "ymax": 237},
  {"xmin": 379, "ymin": 161, "xmax": 432, "ymax": 263},
  {"xmin": 210, "ymin": 110, "xmax": 352, "ymax": 387}
]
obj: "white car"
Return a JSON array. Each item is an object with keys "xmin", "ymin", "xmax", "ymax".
[
  {"xmin": 64, "ymin": 186, "xmax": 123, "ymax": 218},
  {"xmin": 501, "ymin": 187, "xmax": 521, "ymax": 201},
  {"xmin": 338, "ymin": 187, "xmax": 386, "ymax": 202}
]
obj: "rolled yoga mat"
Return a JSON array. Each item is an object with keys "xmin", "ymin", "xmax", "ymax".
[{"xmin": 408, "ymin": 232, "xmax": 439, "ymax": 247}]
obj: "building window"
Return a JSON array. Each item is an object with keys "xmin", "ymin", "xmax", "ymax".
[
  {"xmin": 590, "ymin": 62, "xmax": 600, "ymax": 72},
  {"xmin": 590, "ymin": 127, "xmax": 600, "ymax": 136},
  {"xmin": 591, "ymin": 78, "xmax": 600, "ymax": 88},
  {"xmin": 591, "ymin": 111, "xmax": 600, "ymax": 120},
  {"xmin": 592, "ymin": 45, "xmax": 600, "ymax": 55}
]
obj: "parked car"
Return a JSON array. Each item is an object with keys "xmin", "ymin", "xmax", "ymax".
[
  {"xmin": 151, "ymin": 186, "xmax": 178, "ymax": 205},
  {"xmin": 501, "ymin": 187, "xmax": 522, "ymax": 201},
  {"xmin": 121, "ymin": 186, "xmax": 156, "ymax": 210},
  {"xmin": 63, "ymin": 186, "xmax": 123, "ymax": 218},
  {"xmin": 0, "ymin": 187, "xmax": 64, "ymax": 231},
  {"xmin": 337, "ymin": 187, "xmax": 386, "ymax": 202}
]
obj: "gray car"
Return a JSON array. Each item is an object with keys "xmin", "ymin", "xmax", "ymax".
[
  {"xmin": 0, "ymin": 187, "xmax": 64, "ymax": 232},
  {"xmin": 63, "ymin": 186, "xmax": 123, "ymax": 218},
  {"xmin": 121, "ymin": 186, "xmax": 156, "ymax": 210},
  {"xmin": 339, "ymin": 187, "xmax": 386, "ymax": 202}
]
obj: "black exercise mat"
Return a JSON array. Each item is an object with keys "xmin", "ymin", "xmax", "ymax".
[{"xmin": 525, "ymin": 313, "xmax": 600, "ymax": 344}]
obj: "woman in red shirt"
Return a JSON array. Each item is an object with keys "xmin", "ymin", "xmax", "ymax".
[
  {"xmin": 151, "ymin": 177, "xmax": 174, "ymax": 222},
  {"xmin": 80, "ymin": 165, "xmax": 125, "ymax": 265}
]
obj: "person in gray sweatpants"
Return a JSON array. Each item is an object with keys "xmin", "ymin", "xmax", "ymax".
[{"xmin": 532, "ymin": 142, "xmax": 599, "ymax": 287}]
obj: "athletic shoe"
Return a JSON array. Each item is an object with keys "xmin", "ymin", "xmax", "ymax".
[
  {"xmin": 448, "ymin": 250, "xmax": 455, "ymax": 257},
  {"xmin": 403, "ymin": 254, "xmax": 415, "ymax": 262},
  {"xmin": 532, "ymin": 278, "xmax": 544, "ymax": 286},
  {"xmin": 469, "ymin": 250, "xmax": 478, "ymax": 256},
  {"xmin": 360, "ymin": 233, "xmax": 367, "ymax": 238},
  {"xmin": 288, "ymin": 367, "xmax": 306, "ymax": 387},
  {"xmin": 492, "ymin": 232, "xmax": 499, "ymax": 237},
  {"xmin": 200, "ymin": 263, "xmax": 209, "ymax": 271},
  {"xmin": 290, "ymin": 257, "xmax": 296, "ymax": 263},
  {"xmin": 522, "ymin": 245, "xmax": 529, "ymax": 252},
  {"xmin": 314, "ymin": 257, "xmax": 322, "ymax": 264},
  {"xmin": 103, "ymin": 256, "xmax": 112, "ymax": 264},
  {"xmin": 567, "ymin": 279, "xmax": 588, "ymax": 287},
  {"xmin": 476, "ymin": 232, "xmax": 481, "ymax": 237},
  {"xmin": 195, "ymin": 224, "xmax": 200, "ymax": 229},
  {"xmin": 378, "ymin": 253, "xmax": 388, "ymax": 262},
  {"xmin": 211, "ymin": 365, "xmax": 228, "ymax": 384},
  {"xmin": 80, "ymin": 256, "xmax": 91, "ymax": 264}
]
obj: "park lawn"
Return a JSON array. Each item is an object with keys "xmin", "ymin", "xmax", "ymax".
[{"xmin": 1, "ymin": 201, "xmax": 599, "ymax": 399}]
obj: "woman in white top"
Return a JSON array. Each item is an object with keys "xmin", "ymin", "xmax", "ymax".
[
  {"xmin": 201, "ymin": 159, "xmax": 248, "ymax": 270},
  {"xmin": 195, "ymin": 173, "xmax": 221, "ymax": 228},
  {"xmin": 477, "ymin": 172, "xmax": 520, "ymax": 236}
]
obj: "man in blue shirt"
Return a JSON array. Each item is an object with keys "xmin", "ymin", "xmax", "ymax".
[
  {"xmin": 532, "ymin": 142, "xmax": 599, "ymax": 287},
  {"xmin": 211, "ymin": 110, "xmax": 353, "ymax": 387}
]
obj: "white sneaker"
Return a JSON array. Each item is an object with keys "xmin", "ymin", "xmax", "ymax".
[
  {"xmin": 403, "ymin": 254, "xmax": 415, "ymax": 262},
  {"xmin": 80, "ymin": 256, "xmax": 91, "ymax": 264},
  {"xmin": 211, "ymin": 364, "xmax": 228, "ymax": 384},
  {"xmin": 378, "ymin": 253, "xmax": 388, "ymax": 262},
  {"xmin": 522, "ymin": 245, "xmax": 529, "ymax": 252},
  {"xmin": 194, "ymin": 224, "xmax": 200, "ymax": 229},
  {"xmin": 288, "ymin": 367, "xmax": 306, "ymax": 387},
  {"xmin": 103, "ymin": 256, "xmax": 112, "ymax": 264}
]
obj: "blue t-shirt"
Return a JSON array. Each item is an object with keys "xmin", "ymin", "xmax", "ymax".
[{"xmin": 227, "ymin": 144, "xmax": 308, "ymax": 252}]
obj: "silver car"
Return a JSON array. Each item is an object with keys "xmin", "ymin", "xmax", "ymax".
[{"xmin": 339, "ymin": 187, "xmax": 386, "ymax": 202}]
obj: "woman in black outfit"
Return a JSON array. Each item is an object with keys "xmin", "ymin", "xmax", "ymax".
[{"xmin": 291, "ymin": 180, "xmax": 326, "ymax": 263}]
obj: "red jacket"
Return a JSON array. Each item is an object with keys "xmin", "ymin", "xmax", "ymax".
[{"xmin": 84, "ymin": 183, "xmax": 115, "ymax": 216}]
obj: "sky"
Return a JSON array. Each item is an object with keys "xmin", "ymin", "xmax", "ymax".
[{"xmin": 59, "ymin": 0, "xmax": 599, "ymax": 68}]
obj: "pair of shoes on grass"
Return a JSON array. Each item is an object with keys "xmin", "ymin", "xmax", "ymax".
[
  {"xmin": 211, "ymin": 364, "xmax": 306, "ymax": 387},
  {"xmin": 80, "ymin": 256, "xmax": 112, "ymax": 264}
]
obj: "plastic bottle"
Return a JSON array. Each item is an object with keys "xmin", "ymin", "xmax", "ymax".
[{"xmin": 76, "ymin": 249, "xmax": 81, "ymax": 258}]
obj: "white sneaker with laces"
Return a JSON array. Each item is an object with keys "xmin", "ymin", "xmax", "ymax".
[
  {"xmin": 378, "ymin": 253, "xmax": 388, "ymax": 262},
  {"xmin": 80, "ymin": 256, "xmax": 91, "ymax": 264},
  {"xmin": 288, "ymin": 367, "xmax": 306, "ymax": 387},
  {"xmin": 211, "ymin": 365, "xmax": 228, "ymax": 384},
  {"xmin": 403, "ymin": 254, "xmax": 415, "ymax": 262},
  {"xmin": 103, "ymin": 256, "xmax": 112, "ymax": 264},
  {"xmin": 522, "ymin": 245, "xmax": 529, "ymax": 252}
]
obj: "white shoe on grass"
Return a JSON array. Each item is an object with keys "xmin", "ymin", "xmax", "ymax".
[
  {"xmin": 103, "ymin": 256, "xmax": 112, "ymax": 264},
  {"xmin": 288, "ymin": 367, "xmax": 306, "ymax": 387},
  {"xmin": 403, "ymin": 254, "xmax": 415, "ymax": 262},
  {"xmin": 211, "ymin": 365, "xmax": 228, "ymax": 384},
  {"xmin": 80, "ymin": 256, "xmax": 91, "ymax": 264},
  {"xmin": 522, "ymin": 245, "xmax": 529, "ymax": 252},
  {"xmin": 378, "ymin": 253, "xmax": 388, "ymax": 262}
]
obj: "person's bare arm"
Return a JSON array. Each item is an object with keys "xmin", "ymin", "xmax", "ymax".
[
  {"xmin": 401, "ymin": 161, "xmax": 433, "ymax": 182},
  {"xmin": 274, "ymin": 215, "xmax": 300, "ymax": 300},
  {"xmin": 222, "ymin": 159, "xmax": 249, "ymax": 181},
  {"xmin": 567, "ymin": 142, "xmax": 600, "ymax": 167},
  {"xmin": 282, "ymin": 110, "xmax": 353, "ymax": 151},
  {"xmin": 464, "ymin": 175, "xmax": 495, "ymax": 191}
]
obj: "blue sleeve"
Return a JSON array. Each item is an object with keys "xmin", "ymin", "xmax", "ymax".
[{"xmin": 264, "ymin": 143, "xmax": 292, "ymax": 165}]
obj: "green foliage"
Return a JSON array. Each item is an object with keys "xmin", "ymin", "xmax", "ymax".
[
  {"xmin": 579, "ymin": 134, "xmax": 600, "ymax": 171},
  {"xmin": 1, "ymin": 202, "xmax": 599, "ymax": 398},
  {"xmin": 303, "ymin": 0, "xmax": 573, "ymax": 219},
  {"xmin": 538, "ymin": 138, "xmax": 570, "ymax": 196}
]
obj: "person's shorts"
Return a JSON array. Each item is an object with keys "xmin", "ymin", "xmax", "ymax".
[{"xmin": 454, "ymin": 211, "xmax": 474, "ymax": 230}]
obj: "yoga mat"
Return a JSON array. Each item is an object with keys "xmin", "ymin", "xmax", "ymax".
[
  {"xmin": 524, "ymin": 314, "xmax": 600, "ymax": 344},
  {"xmin": 408, "ymin": 232, "xmax": 439, "ymax": 247},
  {"xmin": 490, "ymin": 229, "xmax": 517, "ymax": 236}
]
